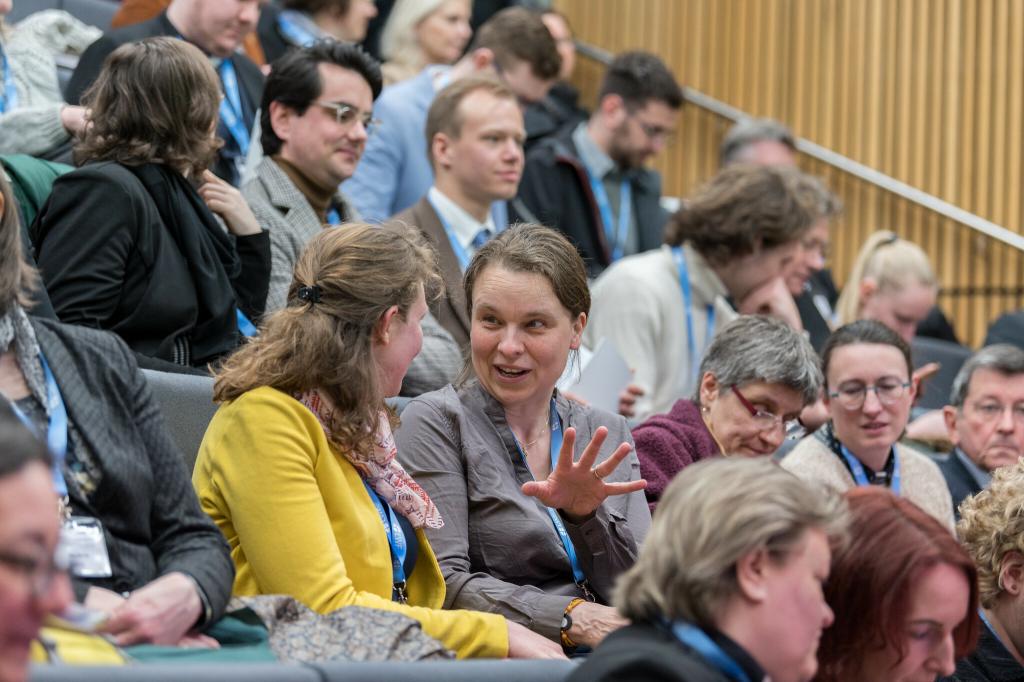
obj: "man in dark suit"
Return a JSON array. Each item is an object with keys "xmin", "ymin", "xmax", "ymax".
[
  {"xmin": 939, "ymin": 344, "xmax": 1024, "ymax": 518},
  {"xmin": 66, "ymin": 0, "xmax": 266, "ymax": 186},
  {"xmin": 384, "ymin": 75, "xmax": 525, "ymax": 349}
]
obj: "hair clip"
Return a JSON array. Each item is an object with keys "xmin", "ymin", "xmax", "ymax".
[
  {"xmin": 881, "ymin": 232, "xmax": 899, "ymax": 245},
  {"xmin": 297, "ymin": 285, "xmax": 322, "ymax": 304}
]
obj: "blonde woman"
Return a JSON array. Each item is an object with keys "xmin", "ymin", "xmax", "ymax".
[
  {"xmin": 192, "ymin": 224, "xmax": 563, "ymax": 660},
  {"xmin": 834, "ymin": 230, "xmax": 938, "ymax": 343},
  {"xmin": 955, "ymin": 460, "xmax": 1024, "ymax": 680},
  {"xmin": 379, "ymin": 0, "xmax": 472, "ymax": 86},
  {"xmin": 568, "ymin": 457, "xmax": 847, "ymax": 682}
]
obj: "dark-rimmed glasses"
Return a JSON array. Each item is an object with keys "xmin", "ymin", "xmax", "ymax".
[
  {"xmin": 0, "ymin": 542, "xmax": 69, "ymax": 600},
  {"xmin": 828, "ymin": 379, "xmax": 911, "ymax": 410}
]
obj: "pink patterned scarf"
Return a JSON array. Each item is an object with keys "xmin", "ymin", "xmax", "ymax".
[{"xmin": 296, "ymin": 389, "xmax": 443, "ymax": 529}]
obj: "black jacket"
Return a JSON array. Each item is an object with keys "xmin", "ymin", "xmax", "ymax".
[
  {"xmin": 66, "ymin": 12, "xmax": 264, "ymax": 185},
  {"xmin": 568, "ymin": 621, "xmax": 763, "ymax": 682},
  {"xmin": 944, "ymin": 618, "xmax": 1024, "ymax": 681},
  {"xmin": 34, "ymin": 161, "xmax": 270, "ymax": 369},
  {"xmin": 937, "ymin": 449, "xmax": 985, "ymax": 520},
  {"xmin": 512, "ymin": 125, "xmax": 668, "ymax": 278},
  {"xmin": 32, "ymin": 317, "xmax": 234, "ymax": 620}
]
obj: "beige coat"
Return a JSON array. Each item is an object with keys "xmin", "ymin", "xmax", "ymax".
[{"xmin": 782, "ymin": 435, "xmax": 955, "ymax": 532}]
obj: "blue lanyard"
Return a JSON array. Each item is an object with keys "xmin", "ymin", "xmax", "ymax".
[
  {"xmin": 839, "ymin": 444, "xmax": 901, "ymax": 495},
  {"xmin": 326, "ymin": 207, "xmax": 342, "ymax": 227},
  {"xmin": 0, "ymin": 43, "xmax": 18, "ymax": 114},
  {"xmin": 671, "ymin": 246, "xmax": 716, "ymax": 385},
  {"xmin": 362, "ymin": 479, "xmax": 409, "ymax": 601},
  {"xmin": 236, "ymin": 309, "xmax": 257, "ymax": 337},
  {"xmin": 666, "ymin": 620, "xmax": 752, "ymax": 682},
  {"xmin": 427, "ymin": 195, "xmax": 477, "ymax": 272},
  {"xmin": 217, "ymin": 60, "xmax": 250, "ymax": 157},
  {"xmin": 8, "ymin": 354, "xmax": 68, "ymax": 497},
  {"xmin": 586, "ymin": 170, "xmax": 631, "ymax": 262},
  {"xmin": 276, "ymin": 11, "xmax": 319, "ymax": 47},
  {"xmin": 512, "ymin": 398, "xmax": 591, "ymax": 596},
  {"xmin": 978, "ymin": 609, "xmax": 1006, "ymax": 648}
]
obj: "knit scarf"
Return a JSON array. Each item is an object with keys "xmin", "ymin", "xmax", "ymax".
[{"xmin": 296, "ymin": 389, "xmax": 443, "ymax": 530}]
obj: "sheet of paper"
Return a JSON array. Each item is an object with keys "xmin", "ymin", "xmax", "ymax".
[{"xmin": 558, "ymin": 339, "xmax": 632, "ymax": 414}]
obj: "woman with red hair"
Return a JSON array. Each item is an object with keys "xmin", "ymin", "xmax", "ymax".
[{"xmin": 817, "ymin": 487, "xmax": 979, "ymax": 681}]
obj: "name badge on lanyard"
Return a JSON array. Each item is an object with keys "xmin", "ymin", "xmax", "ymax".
[
  {"xmin": 839, "ymin": 444, "xmax": 901, "ymax": 496},
  {"xmin": 62, "ymin": 516, "xmax": 113, "ymax": 579},
  {"xmin": 671, "ymin": 246, "xmax": 716, "ymax": 387},
  {"xmin": 362, "ymin": 480, "xmax": 410, "ymax": 603},
  {"xmin": 512, "ymin": 398, "xmax": 595, "ymax": 601},
  {"xmin": 587, "ymin": 170, "xmax": 631, "ymax": 263}
]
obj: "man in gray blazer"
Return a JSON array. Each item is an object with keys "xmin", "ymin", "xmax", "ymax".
[{"xmin": 243, "ymin": 40, "xmax": 381, "ymax": 312}]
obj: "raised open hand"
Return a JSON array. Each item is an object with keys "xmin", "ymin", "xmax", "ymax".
[{"xmin": 521, "ymin": 426, "xmax": 646, "ymax": 521}]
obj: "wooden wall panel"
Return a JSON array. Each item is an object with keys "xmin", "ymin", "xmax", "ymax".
[{"xmin": 556, "ymin": 0, "xmax": 1024, "ymax": 346}]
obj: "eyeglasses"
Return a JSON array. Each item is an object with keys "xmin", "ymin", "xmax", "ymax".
[
  {"xmin": 968, "ymin": 401, "xmax": 1024, "ymax": 425},
  {"xmin": 632, "ymin": 117, "xmax": 676, "ymax": 144},
  {"xmin": 0, "ymin": 542, "xmax": 69, "ymax": 600},
  {"xmin": 315, "ymin": 101, "xmax": 380, "ymax": 136},
  {"xmin": 731, "ymin": 385, "xmax": 800, "ymax": 432},
  {"xmin": 828, "ymin": 379, "xmax": 911, "ymax": 410}
]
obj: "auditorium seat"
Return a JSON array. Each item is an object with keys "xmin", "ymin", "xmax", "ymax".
[
  {"xmin": 31, "ymin": 661, "xmax": 577, "ymax": 681},
  {"xmin": 7, "ymin": 0, "xmax": 118, "ymax": 31},
  {"xmin": 911, "ymin": 335, "xmax": 973, "ymax": 411}
]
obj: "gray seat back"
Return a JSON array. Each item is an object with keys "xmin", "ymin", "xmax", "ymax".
[
  {"xmin": 911, "ymin": 336, "xmax": 973, "ymax": 410},
  {"xmin": 141, "ymin": 369, "xmax": 218, "ymax": 472}
]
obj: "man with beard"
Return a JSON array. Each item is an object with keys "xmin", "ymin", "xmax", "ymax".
[
  {"xmin": 939, "ymin": 344, "xmax": 1024, "ymax": 518},
  {"xmin": 513, "ymin": 51, "xmax": 683, "ymax": 277}
]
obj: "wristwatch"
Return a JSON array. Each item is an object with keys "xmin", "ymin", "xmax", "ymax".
[{"xmin": 560, "ymin": 598, "xmax": 585, "ymax": 649}]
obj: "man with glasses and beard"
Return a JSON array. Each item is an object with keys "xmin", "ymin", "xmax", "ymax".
[{"xmin": 513, "ymin": 51, "xmax": 683, "ymax": 277}]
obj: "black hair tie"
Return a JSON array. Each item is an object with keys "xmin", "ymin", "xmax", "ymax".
[{"xmin": 297, "ymin": 285, "xmax": 322, "ymax": 304}]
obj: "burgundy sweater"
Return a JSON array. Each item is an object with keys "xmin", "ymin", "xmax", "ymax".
[{"xmin": 631, "ymin": 399, "xmax": 721, "ymax": 514}]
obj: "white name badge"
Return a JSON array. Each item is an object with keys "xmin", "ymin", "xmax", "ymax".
[{"xmin": 61, "ymin": 516, "xmax": 113, "ymax": 579}]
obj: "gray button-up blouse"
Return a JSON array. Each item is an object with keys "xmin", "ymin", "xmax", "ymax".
[{"xmin": 395, "ymin": 381, "xmax": 652, "ymax": 641}]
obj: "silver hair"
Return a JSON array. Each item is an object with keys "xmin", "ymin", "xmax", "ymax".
[
  {"xmin": 950, "ymin": 344, "xmax": 1024, "ymax": 408},
  {"xmin": 614, "ymin": 457, "xmax": 847, "ymax": 626},
  {"xmin": 719, "ymin": 117, "xmax": 797, "ymax": 167},
  {"xmin": 696, "ymin": 315, "xmax": 823, "ymax": 405}
]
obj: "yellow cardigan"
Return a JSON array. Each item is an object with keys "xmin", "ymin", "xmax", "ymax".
[{"xmin": 191, "ymin": 386, "xmax": 508, "ymax": 658}]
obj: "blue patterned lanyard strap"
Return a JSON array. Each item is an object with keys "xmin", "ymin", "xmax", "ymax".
[
  {"xmin": 667, "ymin": 620, "xmax": 752, "ymax": 682},
  {"xmin": 586, "ymin": 170, "xmax": 631, "ymax": 262},
  {"xmin": 512, "ymin": 398, "xmax": 593, "ymax": 599},
  {"xmin": 839, "ymin": 444, "xmax": 901, "ymax": 496},
  {"xmin": 671, "ymin": 246, "xmax": 716, "ymax": 385},
  {"xmin": 0, "ymin": 43, "xmax": 18, "ymax": 114},
  {"xmin": 217, "ymin": 60, "xmax": 250, "ymax": 157},
  {"xmin": 362, "ymin": 480, "xmax": 410, "ymax": 603},
  {"xmin": 236, "ymin": 309, "xmax": 257, "ymax": 337},
  {"xmin": 8, "ymin": 354, "xmax": 69, "ymax": 497}
]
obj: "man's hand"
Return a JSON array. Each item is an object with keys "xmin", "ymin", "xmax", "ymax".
[{"xmin": 99, "ymin": 572, "xmax": 216, "ymax": 648}]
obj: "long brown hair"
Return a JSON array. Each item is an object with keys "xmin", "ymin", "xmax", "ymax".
[
  {"xmin": 817, "ymin": 488, "xmax": 979, "ymax": 681},
  {"xmin": 214, "ymin": 224, "xmax": 442, "ymax": 456},
  {"xmin": 75, "ymin": 37, "xmax": 222, "ymax": 178},
  {"xmin": 0, "ymin": 171, "xmax": 40, "ymax": 312}
]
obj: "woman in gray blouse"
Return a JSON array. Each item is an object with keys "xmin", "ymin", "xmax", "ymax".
[{"xmin": 396, "ymin": 224, "xmax": 652, "ymax": 652}]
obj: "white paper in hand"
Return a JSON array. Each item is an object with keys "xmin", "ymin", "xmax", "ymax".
[{"xmin": 558, "ymin": 339, "xmax": 632, "ymax": 414}]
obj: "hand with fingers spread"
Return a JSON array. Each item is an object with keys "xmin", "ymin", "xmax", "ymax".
[
  {"xmin": 521, "ymin": 426, "xmax": 647, "ymax": 521},
  {"xmin": 197, "ymin": 170, "xmax": 261, "ymax": 236}
]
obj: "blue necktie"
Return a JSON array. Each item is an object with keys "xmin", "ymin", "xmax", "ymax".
[{"xmin": 472, "ymin": 228, "xmax": 492, "ymax": 251}]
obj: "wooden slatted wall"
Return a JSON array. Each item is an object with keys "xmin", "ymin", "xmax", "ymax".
[{"xmin": 557, "ymin": 0, "xmax": 1024, "ymax": 347}]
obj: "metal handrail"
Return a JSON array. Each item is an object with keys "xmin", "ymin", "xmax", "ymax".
[{"xmin": 576, "ymin": 42, "xmax": 1024, "ymax": 253}]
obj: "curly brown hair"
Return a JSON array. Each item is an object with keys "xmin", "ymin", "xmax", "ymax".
[
  {"xmin": 75, "ymin": 37, "xmax": 222, "ymax": 179},
  {"xmin": 0, "ymin": 170, "xmax": 40, "ymax": 312},
  {"xmin": 664, "ymin": 164, "xmax": 820, "ymax": 265},
  {"xmin": 213, "ymin": 224, "xmax": 442, "ymax": 457}
]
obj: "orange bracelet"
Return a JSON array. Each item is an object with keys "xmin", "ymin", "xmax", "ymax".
[{"xmin": 560, "ymin": 597, "xmax": 586, "ymax": 649}]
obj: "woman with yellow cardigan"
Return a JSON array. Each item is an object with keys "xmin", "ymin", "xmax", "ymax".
[{"xmin": 192, "ymin": 225, "xmax": 563, "ymax": 660}]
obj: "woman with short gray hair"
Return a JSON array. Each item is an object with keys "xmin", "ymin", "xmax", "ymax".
[
  {"xmin": 568, "ymin": 457, "xmax": 847, "ymax": 682},
  {"xmin": 632, "ymin": 315, "xmax": 822, "ymax": 512}
]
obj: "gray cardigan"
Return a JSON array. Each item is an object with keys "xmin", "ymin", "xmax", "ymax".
[{"xmin": 395, "ymin": 381, "xmax": 651, "ymax": 640}]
